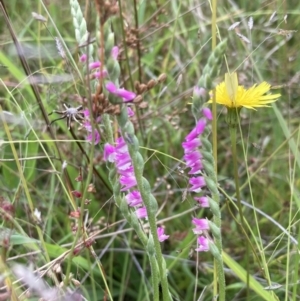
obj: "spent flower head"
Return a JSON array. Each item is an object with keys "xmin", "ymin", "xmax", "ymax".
[{"xmin": 209, "ymin": 72, "xmax": 281, "ymax": 110}]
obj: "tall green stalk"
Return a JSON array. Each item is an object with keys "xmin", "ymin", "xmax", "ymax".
[
  {"xmin": 211, "ymin": 0, "xmax": 219, "ymax": 297},
  {"xmin": 201, "ymin": 134, "xmax": 226, "ymax": 301},
  {"xmin": 227, "ymin": 108, "xmax": 250, "ymax": 298},
  {"xmin": 191, "ymin": 41, "xmax": 227, "ymax": 300}
]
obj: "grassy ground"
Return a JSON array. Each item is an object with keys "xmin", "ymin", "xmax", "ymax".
[{"xmin": 0, "ymin": 1, "xmax": 300, "ymax": 300}]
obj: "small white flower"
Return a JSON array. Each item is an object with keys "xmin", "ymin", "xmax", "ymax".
[
  {"xmin": 32, "ymin": 12, "xmax": 47, "ymax": 22},
  {"xmin": 55, "ymin": 37, "xmax": 66, "ymax": 59},
  {"xmin": 228, "ymin": 22, "xmax": 240, "ymax": 31},
  {"xmin": 236, "ymin": 32, "xmax": 250, "ymax": 44},
  {"xmin": 269, "ymin": 11, "xmax": 277, "ymax": 23},
  {"xmin": 158, "ymin": 86, "xmax": 168, "ymax": 98},
  {"xmin": 248, "ymin": 17, "xmax": 253, "ymax": 30},
  {"xmin": 34, "ymin": 208, "xmax": 41, "ymax": 222},
  {"xmin": 62, "ymin": 160, "xmax": 68, "ymax": 170},
  {"xmin": 176, "ymin": 74, "xmax": 183, "ymax": 90}
]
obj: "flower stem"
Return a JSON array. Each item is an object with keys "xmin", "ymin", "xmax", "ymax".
[
  {"xmin": 228, "ymin": 121, "xmax": 244, "ymax": 224},
  {"xmin": 202, "ymin": 131, "xmax": 226, "ymax": 300},
  {"xmin": 211, "ymin": 193, "xmax": 226, "ymax": 301},
  {"xmin": 228, "ymin": 109, "xmax": 250, "ymax": 297},
  {"xmin": 131, "ymin": 159, "xmax": 171, "ymax": 301}
]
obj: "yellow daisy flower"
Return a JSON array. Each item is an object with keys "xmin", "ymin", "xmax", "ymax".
[{"xmin": 209, "ymin": 73, "xmax": 281, "ymax": 109}]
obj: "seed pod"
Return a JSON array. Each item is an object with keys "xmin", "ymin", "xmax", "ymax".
[
  {"xmin": 134, "ymin": 81, "xmax": 140, "ymax": 92},
  {"xmin": 133, "ymin": 95, "xmax": 143, "ymax": 103},
  {"xmin": 158, "ymin": 73, "xmax": 167, "ymax": 83},
  {"xmin": 139, "ymin": 84, "xmax": 148, "ymax": 93},
  {"xmin": 147, "ymin": 79, "xmax": 156, "ymax": 89}
]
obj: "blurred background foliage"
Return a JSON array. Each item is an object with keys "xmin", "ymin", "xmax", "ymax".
[{"xmin": 0, "ymin": 0, "xmax": 299, "ymax": 300}]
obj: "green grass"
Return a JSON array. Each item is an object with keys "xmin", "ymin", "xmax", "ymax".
[{"xmin": 0, "ymin": 0, "xmax": 300, "ymax": 300}]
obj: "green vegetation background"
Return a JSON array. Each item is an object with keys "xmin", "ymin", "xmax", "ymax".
[{"xmin": 0, "ymin": 1, "xmax": 299, "ymax": 300}]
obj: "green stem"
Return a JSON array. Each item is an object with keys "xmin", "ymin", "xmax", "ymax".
[
  {"xmin": 211, "ymin": 193, "xmax": 226, "ymax": 301},
  {"xmin": 229, "ymin": 125, "xmax": 244, "ymax": 224},
  {"xmin": 202, "ymin": 133, "xmax": 226, "ymax": 300},
  {"xmin": 118, "ymin": 231, "xmax": 131, "ymax": 301},
  {"xmin": 228, "ymin": 110, "xmax": 250, "ymax": 298},
  {"xmin": 211, "ymin": 0, "xmax": 218, "ymax": 172},
  {"xmin": 149, "ymin": 251, "xmax": 160, "ymax": 301},
  {"xmin": 103, "ymin": 114, "xmax": 114, "ymax": 144},
  {"xmin": 131, "ymin": 157, "xmax": 171, "ymax": 301}
]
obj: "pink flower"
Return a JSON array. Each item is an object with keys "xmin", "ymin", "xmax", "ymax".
[
  {"xmin": 83, "ymin": 120, "xmax": 92, "ymax": 132},
  {"xmin": 127, "ymin": 107, "xmax": 135, "ymax": 117},
  {"xmin": 92, "ymin": 70, "xmax": 108, "ymax": 79},
  {"xmin": 185, "ymin": 119, "xmax": 206, "ymax": 141},
  {"xmin": 126, "ymin": 190, "xmax": 142, "ymax": 207},
  {"xmin": 194, "ymin": 196, "xmax": 210, "ymax": 208},
  {"xmin": 115, "ymin": 137, "xmax": 128, "ymax": 153},
  {"xmin": 104, "ymin": 136, "xmax": 141, "ymax": 205},
  {"xmin": 192, "ymin": 218, "xmax": 209, "ymax": 234},
  {"xmin": 182, "ymin": 138, "xmax": 201, "ymax": 153},
  {"xmin": 89, "ymin": 61, "xmax": 101, "ymax": 70},
  {"xmin": 195, "ymin": 119, "xmax": 207, "ymax": 135},
  {"xmin": 104, "ymin": 143, "xmax": 115, "ymax": 162},
  {"xmin": 80, "ymin": 54, "xmax": 87, "ymax": 62},
  {"xmin": 82, "ymin": 109, "xmax": 101, "ymax": 145},
  {"xmin": 188, "ymin": 160, "xmax": 203, "ymax": 174},
  {"xmin": 120, "ymin": 174, "xmax": 137, "ymax": 191},
  {"xmin": 86, "ymin": 130, "xmax": 100, "ymax": 145},
  {"xmin": 111, "ymin": 46, "xmax": 119, "ymax": 60},
  {"xmin": 193, "ymin": 86, "xmax": 206, "ymax": 98},
  {"xmin": 136, "ymin": 207, "xmax": 147, "ymax": 219},
  {"xmin": 157, "ymin": 227, "xmax": 169, "ymax": 242},
  {"xmin": 189, "ymin": 176, "xmax": 206, "ymax": 192},
  {"xmin": 117, "ymin": 166, "xmax": 134, "ymax": 176},
  {"xmin": 83, "ymin": 109, "xmax": 90, "ymax": 118},
  {"xmin": 203, "ymin": 107, "xmax": 213, "ymax": 120},
  {"xmin": 83, "ymin": 121, "xmax": 101, "ymax": 145},
  {"xmin": 183, "ymin": 151, "xmax": 203, "ymax": 167},
  {"xmin": 195, "ymin": 235, "xmax": 209, "ymax": 252},
  {"xmin": 106, "ymin": 82, "xmax": 136, "ymax": 102},
  {"xmin": 115, "ymin": 152, "xmax": 132, "ymax": 171},
  {"xmin": 192, "ymin": 217, "xmax": 209, "ymax": 229}
]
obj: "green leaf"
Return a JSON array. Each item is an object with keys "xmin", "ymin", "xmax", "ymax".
[{"xmin": 223, "ymin": 252, "xmax": 278, "ymax": 301}]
